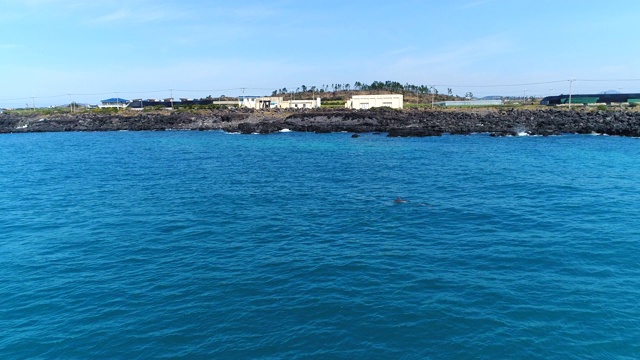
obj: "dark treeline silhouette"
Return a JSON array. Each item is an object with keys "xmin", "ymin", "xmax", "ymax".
[{"xmin": 272, "ymin": 81, "xmax": 440, "ymax": 97}]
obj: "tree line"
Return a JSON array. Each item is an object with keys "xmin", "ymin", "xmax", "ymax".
[{"xmin": 272, "ymin": 81, "xmax": 449, "ymax": 97}]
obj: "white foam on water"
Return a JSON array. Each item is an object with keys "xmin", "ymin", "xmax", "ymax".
[{"xmin": 279, "ymin": 129, "xmax": 292, "ymax": 133}]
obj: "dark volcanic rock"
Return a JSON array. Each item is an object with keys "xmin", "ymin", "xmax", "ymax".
[
  {"xmin": 237, "ymin": 121, "xmax": 283, "ymax": 134},
  {"xmin": 3, "ymin": 107, "xmax": 640, "ymax": 137},
  {"xmin": 387, "ymin": 128, "xmax": 443, "ymax": 137},
  {"xmin": 490, "ymin": 131, "xmax": 518, "ymax": 137},
  {"xmin": 531, "ymin": 129, "xmax": 562, "ymax": 136}
]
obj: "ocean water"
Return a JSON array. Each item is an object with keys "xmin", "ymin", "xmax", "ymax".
[{"xmin": 1, "ymin": 130, "xmax": 640, "ymax": 359}]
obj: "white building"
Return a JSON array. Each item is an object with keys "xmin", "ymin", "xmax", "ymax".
[
  {"xmin": 345, "ymin": 94, "xmax": 404, "ymax": 109},
  {"xmin": 241, "ymin": 96, "xmax": 321, "ymax": 109},
  {"xmin": 279, "ymin": 98, "xmax": 321, "ymax": 109},
  {"xmin": 240, "ymin": 96, "xmax": 276, "ymax": 109}
]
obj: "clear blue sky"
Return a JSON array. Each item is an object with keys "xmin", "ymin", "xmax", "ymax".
[{"xmin": 2, "ymin": 0, "xmax": 640, "ymax": 107}]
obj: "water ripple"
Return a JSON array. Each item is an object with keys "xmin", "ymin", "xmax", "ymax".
[{"xmin": 1, "ymin": 132, "xmax": 640, "ymax": 358}]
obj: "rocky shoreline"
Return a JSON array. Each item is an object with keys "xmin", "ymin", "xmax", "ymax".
[{"xmin": 2, "ymin": 107, "xmax": 640, "ymax": 137}]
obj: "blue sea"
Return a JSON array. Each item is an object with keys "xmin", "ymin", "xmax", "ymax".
[{"xmin": 1, "ymin": 130, "xmax": 640, "ymax": 359}]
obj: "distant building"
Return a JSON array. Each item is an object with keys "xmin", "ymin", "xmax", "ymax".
[
  {"xmin": 240, "ymin": 96, "xmax": 321, "ymax": 109},
  {"xmin": 240, "ymin": 96, "xmax": 277, "ymax": 109},
  {"xmin": 279, "ymin": 98, "xmax": 321, "ymax": 109},
  {"xmin": 127, "ymin": 98, "xmax": 240, "ymax": 110},
  {"xmin": 99, "ymin": 98, "xmax": 130, "ymax": 109},
  {"xmin": 345, "ymin": 94, "xmax": 403, "ymax": 109},
  {"xmin": 435, "ymin": 100, "xmax": 503, "ymax": 107},
  {"xmin": 540, "ymin": 93, "xmax": 640, "ymax": 106}
]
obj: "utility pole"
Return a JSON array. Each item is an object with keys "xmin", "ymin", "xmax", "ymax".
[
  {"xmin": 31, "ymin": 97, "xmax": 35, "ymax": 111},
  {"xmin": 568, "ymin": 78, "xmax": 574, "ymax": 110},
  {"xmin": 431, "ymin": 87, "xmax": 435, "ymax": 109}
]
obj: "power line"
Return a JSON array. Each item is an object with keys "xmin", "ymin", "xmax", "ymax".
[
  {"xmin": 432, "ymin": 80, "xmax": 569, "ymax": 88},
  {"xmin": 3, "ymin": 79, "xmax": 640, "ymax": 106},
  {"xmin": 173, "ymin": 87, "xmax": 274, "ymax": 93},
  {"xmin": 575, "ymin": 78, "xmax": 640, "ymax": 82}
]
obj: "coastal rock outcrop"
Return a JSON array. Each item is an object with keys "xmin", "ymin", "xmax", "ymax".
[
  {"xmin": 2, "ymin": 107, "xmax": 640, "ymax": 137},
  {"xmin": 387, "ymin": 128, "xmax": 443, "ymax": 137},
  {"xmin": 236, "ymin": 121, "xmax": 284, "ymax": 134}
]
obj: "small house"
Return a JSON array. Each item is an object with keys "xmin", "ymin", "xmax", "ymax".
[{"xmin": 99, "ymin": 98, "xmax": 130, "ymax": 109}]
